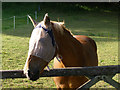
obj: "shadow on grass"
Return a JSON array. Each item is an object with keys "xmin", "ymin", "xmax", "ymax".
[
  {"xmin": 2, "ymin": 24, "xmax": 33, "ymax": 38},
  {"xmin": 2, "ymin": 24, "xmax": 118, "ymax": 43},
  {"xmin": 2, "ymin": 10, "xmax": 118, "ymax": 42}
]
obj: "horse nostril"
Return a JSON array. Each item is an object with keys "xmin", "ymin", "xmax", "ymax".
[{"xmin": 27, "ymin": 70, "xmax": 39, "ymax": 77}]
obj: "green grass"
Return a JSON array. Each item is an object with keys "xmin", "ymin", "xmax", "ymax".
[{"xmin": 2, "ymin": 3, "xmax": 119, "ymax": 89}]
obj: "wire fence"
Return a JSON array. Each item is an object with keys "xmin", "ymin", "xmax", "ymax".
[
  {"xmin": 2, "ymin": 15, "xmax": 29, "ymax": 30},
  {"xmin": 1, "ymin": 11, "xmax": 37, "ymax": 31},
  {"xmin": 1, "ymin": 11, "xmax": 118, "ymax": 38}
]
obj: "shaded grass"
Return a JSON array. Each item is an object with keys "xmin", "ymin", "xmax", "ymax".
[{"xmin": 2, "ymin": 3, "xmax": 119, "ymax": 89}]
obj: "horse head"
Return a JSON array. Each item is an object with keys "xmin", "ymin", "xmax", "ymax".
[{"xmin": 24, "ymin": 13, "xmax": 56, "ymax": 81}]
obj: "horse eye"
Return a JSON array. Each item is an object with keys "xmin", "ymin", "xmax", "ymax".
[{"xmin": 39, "ymin": 38, "xmax": 45, "ymax": 43}]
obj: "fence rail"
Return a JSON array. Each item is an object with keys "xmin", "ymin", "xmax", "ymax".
[
  {"xmin": 0, "ymin": 65, "xmax": 120, "ymax": 79},
  {"xmin": 1, "ymin": 65, "xmax": 120, "ymax": 89}
]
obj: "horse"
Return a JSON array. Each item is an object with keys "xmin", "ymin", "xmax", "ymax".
[{"xmin": 24, "ymin": 13, "xmax": 98, "ymax": 89}]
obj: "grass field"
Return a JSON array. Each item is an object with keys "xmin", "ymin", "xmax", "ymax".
[{"xmin": 2, "ymin": 3, "xmax": 119, "ymax": 89}]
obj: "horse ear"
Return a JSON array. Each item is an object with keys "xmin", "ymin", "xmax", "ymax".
[
  {"xmin": 43, "ymin": 13, "xmax": 50, "ymax": 27},
  {"xmin": 28, "ymin": 15, "xmax": 37, "ymax": 28}
]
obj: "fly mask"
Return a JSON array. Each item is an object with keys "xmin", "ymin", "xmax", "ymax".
[
  {"xmin": 28, "ymin": 23, "xmax": 56, "ymax": 62},
  {"xmin": 24, "ymin": 14, "xmax": 57, "ymax": 81}
]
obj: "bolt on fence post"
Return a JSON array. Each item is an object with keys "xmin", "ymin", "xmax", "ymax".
[
  {"xmin": 35, "ymin": 11, "xmax": 37, "ymax": 20},
  {"xmin": 13, "ymin": 16, "xmax": 15, "ymax": 31},
  {"xmin": 27, "ymin": 15, "xmax": 29, "ymax": 24}
]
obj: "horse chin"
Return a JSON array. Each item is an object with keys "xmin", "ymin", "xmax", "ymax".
[
  {"xmin": 29, "ymin": 76, "xmax": 39, "ymax": 81},
  {"xmin": 26, "ymin": 75, "xmax": 39, "ymax": 81}
]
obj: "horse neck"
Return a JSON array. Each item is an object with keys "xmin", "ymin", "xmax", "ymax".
[
  {"xmin": 52, "ymin": 24, "xmax": 72, "ymax": 54},
  {"xmin": 52, "ymin": 24, "xmax": 84, "ymax": 67}
]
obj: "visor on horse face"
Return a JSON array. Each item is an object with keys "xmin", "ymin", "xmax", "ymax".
[{"xmin": 28, "ymin": 23, "xmax": 56, "ymax": 62}]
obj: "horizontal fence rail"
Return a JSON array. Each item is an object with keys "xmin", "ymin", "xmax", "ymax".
[{"xmin": 0, "ymin": 65, "xmax": 120, "ymax": 79}]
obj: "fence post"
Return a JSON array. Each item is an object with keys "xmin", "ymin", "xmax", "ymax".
[
  {"xmin": 27, "ymin": 15, "xmax": 29, "ymax": 24},
  {"xmin": 13, "ymin": 16, "xmax": 15, "ymax": 30},
  {"xmin": 35, "ymin": 11, "xmax": 37, "ymax": 20},
  {"xmin": 38, "ymin": 5, "xmax": 40, "ymax": 11}
]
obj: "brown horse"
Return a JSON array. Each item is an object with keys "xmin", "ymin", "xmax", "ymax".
[{"xmin": 24, "ymin": 14, "xmax": 98, "ymax": 89}]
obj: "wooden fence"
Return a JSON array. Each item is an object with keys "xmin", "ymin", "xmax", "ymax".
[{"xmin": 0, "ymin": 65, "xmax": 120, "ymax": 89}]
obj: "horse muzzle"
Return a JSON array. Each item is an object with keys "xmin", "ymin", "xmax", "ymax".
[{"xmin": 24, "ymin": 55, "xmax": 49, "ymax": 81}]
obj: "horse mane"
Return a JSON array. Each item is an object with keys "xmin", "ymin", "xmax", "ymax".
[
  {"xmin": 51, "ymin": 21, "xmax": 73, "ymax": 36},
  {"xmin": 61, "ymin": 24, "xmax": 73, "ymax": 36}
]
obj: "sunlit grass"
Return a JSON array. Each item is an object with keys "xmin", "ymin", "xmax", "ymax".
[{"xmin": 2, "ymin": 3, "xmax": 119, "ymax": 89}]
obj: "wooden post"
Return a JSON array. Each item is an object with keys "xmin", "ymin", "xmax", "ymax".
[
  {"xmin": 27, "ymin": 15, "xmax": 29, "ymax": 24},
  {"xmin": 102, "ymin": 75, "xmax": 120, "ymax": 89},
  {"xmin": 77, "ymin": 76, "xmax": 101, "ymax": 89},
  {"xmin": 38, "ymin": 5, "xmax": 40, "ymax": 11},
  {"xmin": 13, "ymin": 16, "xmax": 15, "ymax": 30},
  {"xmin": 35, "ymin": 11, "xmax": 37, "ymax": 20}
]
